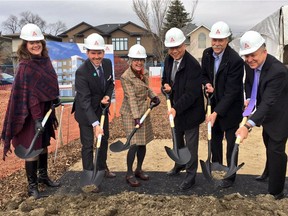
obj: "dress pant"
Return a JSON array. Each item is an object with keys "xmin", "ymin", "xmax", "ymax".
[
  {"xmin": 79, "ymin": 117, "xmax": 109, "ymax": 171},
  {"xmin": 175, "ymin": 125, "xmax": 199, "ymax": 178},
  {"xmin": 211, "ymin": 120, "xmax": 238, "ymax": 168},
  {"xmin": 262, "ymin": 129, "xmax": 287, "ymax": 195}
]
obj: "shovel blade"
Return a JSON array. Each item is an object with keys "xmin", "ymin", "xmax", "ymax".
[
  {"xmin": 109, "ymin": 140, "xmax": 127, "ymax": 152},
  {"xmin": 200, "ymin": 160, "xmax": 214, "ymax": 183},
  {"xmin": 80, "ymin": 170, "xmax": 94, "ymax": 187},
  {"xmin": 92, "ymin": 170, "xmax": 105, "ymax": 187},
  {"xmin": 211, "ymin": 162, "xmax": 229, "ymax": 172},
  {"xmin": 14, "ymin": 145, "xmax": 43, "ymax": 159},
  {"xmin": 223, "ymin": 162, "xmax": 245, "ymax": 179},
  {"xmin": 164, "ymin": 146, "xmax": 190, "ymax": 165}
]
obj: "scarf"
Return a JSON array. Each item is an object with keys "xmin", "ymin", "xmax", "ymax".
[{"xmin": 1, "ymin": 56, "xmax": 59, "ymax": 156}]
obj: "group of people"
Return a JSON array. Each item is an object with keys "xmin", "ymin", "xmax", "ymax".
[
  {"xmin": 1, "ymin": 21, "xmax": 287, "ymax": 200},
  {"xmin": 161, "ymin": 22, "xmax": 288, "ymax": 200}
]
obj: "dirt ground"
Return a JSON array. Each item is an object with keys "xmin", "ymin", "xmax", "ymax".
[{"xmin": 1, "ymin": 94, "xmax": 288, "ymax": 215}]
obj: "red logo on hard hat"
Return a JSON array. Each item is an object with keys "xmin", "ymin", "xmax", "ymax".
[
  {"xmin": 170, "ymin": 37, "xmax": 175, "ymax": 43},
  {"xmin": 105, "ymin": 46, "xmax": 110, "ymax": 51},
  {"xmin": 244, "ymin": 43, "xmax": 250, "ymax": 49},
  {"xmin": 216, "ymin": 29, "xmax": 220, "ymax": 34},
  {"xmin": 32, "ymin": 31, "xmax": 37, "ymax": 36},
  {"xmin": 137, "ymin": 50, "xmax": 141, "ymax": 54},
  {"xmin": 94, "ymin": 41, "xmax": 99, "ymax": 45}
]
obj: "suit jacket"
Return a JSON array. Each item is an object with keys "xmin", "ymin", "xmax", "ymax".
[
  {"xmin": 72, "ymin": 58, "xmax": 114, "ymax": 126},
  {"xmin": 201, "ymin": 46, "xmax": 244, "ymax": 130},
  {"xmin": 120, "ymin": 67, "xmax": 156, "ymax": 145},
  {"xmin": 245, "ymin": 54, "xmax": 288, "ymax": 141},
  {"xmin": 162, "ymin": 51, "xmax": 205, "ymax": 131}
]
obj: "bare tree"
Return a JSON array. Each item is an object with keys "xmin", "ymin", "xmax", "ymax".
[
  {"xmin": 18, "ymin": 11, "xmax": 46, "ymax": 31},
  {"xmin": 132, "ymin": 0, "xmax": 171, "ymax": 61},
  {"xmin": 2, "ymin": 15, "xmax": 20, "ymax": 34},
  {"xmin": 132, "ymin": 0, "xmax": 198, "ymax": 61},
  {"xmin": 46, "ymin": 21, "xmax": 67, "ymax": 36}
]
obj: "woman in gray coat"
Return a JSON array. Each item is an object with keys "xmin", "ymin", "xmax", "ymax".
[{"xmin": 120, "ymin": 44, "xmax": 160, "ymax": 187}]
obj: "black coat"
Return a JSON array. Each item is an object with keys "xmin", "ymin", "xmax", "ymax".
[
  {"xmin": 72, "ymin": 58, "xmax": 114, "ymax": 126},
  {"xmin": 201, "ymin": 46, "xmax": 244, "ymax": 130},
  {"xmin": 162, "ymin": 51, "xmax": 205, "ymax": 131},
  {"xmin": 245, "ymin": 54, "xmax": 288, "ymax": 141}
]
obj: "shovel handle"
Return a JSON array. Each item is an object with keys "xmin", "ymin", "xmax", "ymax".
[
  {"xmin": 235, "ymin": 117, "xmax": 248, "ymax": 145},
  {"xmin": 96, "ymin": 114, "xmax": 105, "ymax": 148}
]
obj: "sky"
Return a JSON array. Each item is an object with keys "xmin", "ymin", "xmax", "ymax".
[{"xmin": 0, "ymin": 0, "xmax": 287, "ymax": 36}]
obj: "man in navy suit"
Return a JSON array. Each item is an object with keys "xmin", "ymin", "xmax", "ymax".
[
  {"xmin": 72, "ymin": 33, "xmax": 115, "ymax": 192},
  {"xmin": 236, "ymin": 31, "xmax": 288, "ymax": 200}
]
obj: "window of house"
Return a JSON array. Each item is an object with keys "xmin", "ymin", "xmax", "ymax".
[
  {"xmin": 198, "ymin": 33, "xmax": 206, "ymax": 49},
  {"xmin": 136, "ymin": 37, "xmax": 141, "ymax": 44},
  {"xmin": 112, "ymin": 38, "xmax": 128, "ymax": 50}
]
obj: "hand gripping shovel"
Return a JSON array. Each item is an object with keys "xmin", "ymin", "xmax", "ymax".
[
  {"xmin": 14, "ymin": 105, "xmax": 55, "ymax": 159},
  {"xmin": 109, "ymin": 102, "xmax": 157, "ymax": 152},
  {"xmin": 81, "ymin": 103, "xmax": 108, "ymax": 191},
  {"xmin": 200, "ymin": 93, "xmax": 214, "ymax": 183},
  {"xmin": 162, "ymin": 88, "xmax": 191, "ymax": 165},
  {"xmin": 223, "ymin": 117, "xmax": 247, "ymax": 179}
]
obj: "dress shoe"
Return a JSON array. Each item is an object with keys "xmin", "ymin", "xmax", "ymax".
[
  {"xmin": 166, "ymin": 165, "xmax": 185, "ymax": 176},
  {"xmin": 135, "ymin": 170, "xmax": 149, "ymax": 180},
  {"xmin": 179, "ymin": 174, "xmax": 195, "ymax": 191},
  {"xmin": 105, "ymin": 169, "xmax": 116, "ymax": 178},
  {"xmin": 126, "ymin": 175, "xmax": 141, "ymax": 187},
  {"xmin": 218, "ymin": 179, "xmax": 234, "ymax": 188},
  {"xmin": 273, "ymin": 192, "xmax": 285, "ymax": 200},
  {"xmin": 255, "ymin": 172, "xmax": 269, "ymax": 182}
]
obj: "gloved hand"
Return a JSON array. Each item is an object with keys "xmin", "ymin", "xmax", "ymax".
[
  {"xmin": 53, "ymin": 97, "xmax": 61, "ymax": 107},
  {"xmin": 35, "ymin": 119, "xmax": 45, "ymax": 135},
  {"xmin": 151, "ymin": 96, "xmax": 160, "ymax": 107},
  {"xmin": 134, "ymin": 118, "xmax": 142, "ymax": 128}
]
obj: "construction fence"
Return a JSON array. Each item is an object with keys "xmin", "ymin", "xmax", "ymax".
[{"xmin": 0, "ymin": 77, "xmax": 162, "ymax": 152}]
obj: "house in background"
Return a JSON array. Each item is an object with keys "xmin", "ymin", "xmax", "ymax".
[
  {"xmin": 182, "ymin": 23, "xmax": 211, "ymax": 63},
  {"xmin": 58, "ymin": 21, "xmax": 154, "ymax": 61}
]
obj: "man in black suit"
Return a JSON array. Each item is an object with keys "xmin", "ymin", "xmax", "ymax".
[
  {"xmin": 201, "ymin": 21, "xmax": 244, "ymax": 188},
  {"xmin": 162, "ymin": 27, "xmax": 205, "ymax": 191},
  {"xmin": 72, "ymin": 33, "xmax": 115, "ymax": 192},
  {"xmin": 236, "ymin": 31, "xmax": 288, "ymax": 200}
]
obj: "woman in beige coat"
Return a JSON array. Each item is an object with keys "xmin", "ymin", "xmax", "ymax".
[{"xmin": 120, "ymin": 44, "xmax": 160, "ymax": 187}]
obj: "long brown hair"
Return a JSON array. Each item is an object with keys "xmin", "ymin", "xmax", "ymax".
[{"xmin": 17, "ymin": 40, "xmax": 49, "ymax": 61}]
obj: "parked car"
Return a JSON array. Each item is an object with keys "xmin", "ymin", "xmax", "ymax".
[{"xmin": 0, "ymin": 73, "xmax": 14, "ymax": 85}]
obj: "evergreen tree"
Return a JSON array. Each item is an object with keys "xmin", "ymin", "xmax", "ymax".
[{"xmin": 163, "ymin": 0, "xmax": 192, "ymax": 32}]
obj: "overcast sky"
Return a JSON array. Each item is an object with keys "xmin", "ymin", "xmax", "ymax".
[{"xmin": 0, "ymin": 0, "xmax": 287, "ymax": 35}]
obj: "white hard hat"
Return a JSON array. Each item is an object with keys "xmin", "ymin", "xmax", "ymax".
[
  {"xmin": 128, "ymin": 44, "xmax": 147, "ymax": 58},
  {"xmin": 20, "ymin": 23, "xmax": 44, "ymax": 41},
  {"xmin": 239, "ymin": 31, "xmax": 265, "ymax": 56},
  {"xmin": 84, "ymin": 33, "xmax": 105, "ymax": 50},
  {"xmin": 209, "ymin": 21, "xmax": 231, "ymax": 39},
  {"xmin": 164, "ymin": 27, "xmax": 186, "ymax": 48}
]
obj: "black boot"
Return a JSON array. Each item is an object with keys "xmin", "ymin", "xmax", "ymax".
[
  {"xmin": 25, "ymin": 161, "xmax": 40, "ymax": 199},
  {"xmin": 38, "ymin": 153, "xmax": 60, "ymax": 187}
]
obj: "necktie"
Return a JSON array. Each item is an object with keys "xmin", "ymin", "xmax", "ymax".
[
  {"xmin": 98, "ymin": 66, "xmax": 105, "ymax": 90},
  {"xmin": 213, "ymin": 55, "xmax": 220, "ymax": 87},
  {"xmin": 171, "ymin": 61, "xmax": 178, "ymax": 83},
  {"xmin": 243, "ymin": 69, "xmax": 260, "ymax": 117}
]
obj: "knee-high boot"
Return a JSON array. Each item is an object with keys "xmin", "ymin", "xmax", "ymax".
[
  {"xmin": 25, "ymin": 161, "xmax": 40, "ymax": 199},
  {"xmin": 38, "ymin": 153, "xmax": 60, "ymax": 187}
]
